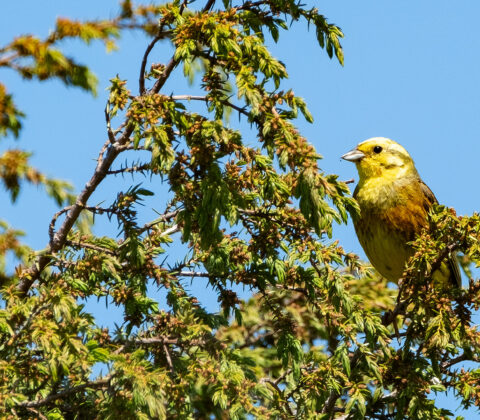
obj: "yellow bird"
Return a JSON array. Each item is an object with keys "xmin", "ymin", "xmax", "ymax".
[{"xmin": 342, "ymin": 137, "xmax": 461, "ymax": 287}]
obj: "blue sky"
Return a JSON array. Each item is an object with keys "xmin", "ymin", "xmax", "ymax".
[{"xmin": 1, "ymin": 0, "xmax": 479, "ymax": 416}]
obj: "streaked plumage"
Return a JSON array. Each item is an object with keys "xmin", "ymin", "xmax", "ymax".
[{"xmin": 342, "ymin": 137, "xmax": 461, "ymax": 287}]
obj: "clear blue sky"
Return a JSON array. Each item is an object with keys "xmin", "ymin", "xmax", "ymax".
[{"xmin": 1, "ymin": 1, "xmax": 479, "ymax": 416}]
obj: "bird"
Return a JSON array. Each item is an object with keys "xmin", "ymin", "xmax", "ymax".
[{"xmin": 342, "ymin": 137, "xmax": 461, "ymax": 288}]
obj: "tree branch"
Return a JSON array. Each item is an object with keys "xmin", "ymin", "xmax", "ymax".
[
  {"xmin": 5, "ymin": 303, "xmax": 50, "ymax": 346},
  {"xmin": 65, "ymin": 240, "xmax": 117, "ymax": 256},
  {"xmin": 262, "ymin": 378, "xmax": 294, "ymax": 417},
  {"xmin": 105, "ymin": 104, "xmax": 116, "ymax": 144},
  {"xmin": 234, "ymin": 0, "xmax": 268, "ymax": 11},
  {"xmin": 49, "ymin": 206, "xmax": 73, "ymax": 246},
  {"xmin": 18, "ymin": 127, "xmax": 134, "ymax": 294},
  {"xmin": 139, "ymin": 34, "xmax": 163, "ymax": 94},
  {"xmin": 203, "ymin": 0, "xmax": 217, "ymax": 12},
  {"xmin": 163, "ymin": 341, "xmax": 175, "ymax": 375},
  {"xmin": 140, "ymin": 210, "xmax": 179, "ymax": 231},
  {"xmin": 17, "ymin": 377, "xmax": 111, "ymax": 409},
  {"xmin": 160, "ymin": 224, "xmax": 180, "ymax": 238},
  {"xmin": 171, "ymin": 95, "xmax": 250, "ymax": 118},
  {"xmin": 114, "ymin": 336, "xmax": 206, "ymax": 355},
  {"xmin": 176, "ymin": 271, "xmax": 211, "ymax": 278},
  {"xmin": 441, "ymin": 354, "xmax": 480, "ymax": 370},
  {"xmin": 106, "ymin": 163, "xmax": 151, "ymax": 175},
  {"xmin": 25, "ymin": 407, "xmax": 47, "ymax": 420}
]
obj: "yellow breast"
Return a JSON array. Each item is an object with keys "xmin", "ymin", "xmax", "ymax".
[{"xmin": 353, "ymin": 175, "xmax": 430, "ymax": 283}]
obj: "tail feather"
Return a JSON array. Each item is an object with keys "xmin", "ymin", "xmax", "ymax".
[{"xmin": 448, "ymin": 252, "xmax": 462, "ymax": 288}]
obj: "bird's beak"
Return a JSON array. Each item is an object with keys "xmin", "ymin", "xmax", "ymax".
[{"xmin": 341, "ymin": 148, "xmax": 365, "ymax": 162}]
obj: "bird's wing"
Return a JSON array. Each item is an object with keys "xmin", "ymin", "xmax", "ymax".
[
  {"xmin": 420, "ymin": 180, "xmax": 462, "ymax": 288},
  {"xmin": 419, "ymin": 180, "xmax": 438, "ymax": 209}
]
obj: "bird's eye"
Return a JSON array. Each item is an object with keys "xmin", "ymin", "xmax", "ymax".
[{"xmin": 373, "ymin": 146, "xmax": 383, "ymax": 154}]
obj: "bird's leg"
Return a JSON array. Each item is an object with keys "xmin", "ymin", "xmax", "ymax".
[{"xmin": 382, "ymin": 279, "xmax": 406, "ymax": 327}]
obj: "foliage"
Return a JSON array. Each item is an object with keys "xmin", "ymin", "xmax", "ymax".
[{"xmin": 0, "ymin": 1, "xmax": 480, "ymax": 419}]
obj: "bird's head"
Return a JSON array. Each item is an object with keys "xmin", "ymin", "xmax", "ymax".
[{"xmin": 342, "ymin": 137, "xmax": 418, "ymax": 182}]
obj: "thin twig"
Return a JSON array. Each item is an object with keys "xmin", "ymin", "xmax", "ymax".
[
  {"xmin": 179, "ymin": 0, "xmax": 189, "ymax": 14},
  {"xmin": 113, "ymin": 121, "xmax": 128, "ymax": 136},
  {"xmin": 26, "ymin": 407, "xmax": 48, "ymax": 420},
  {"xmin": 17, "ymin": 377, "xmax": 111, "ymax": 409},
  {"xmin": 49, "ymin": 206, "xmax": 73, "ymax": 246},
  {"xmin": 160, "ymin": 224, "xmax": 180, "ymax": 237},
  {"xmin": 6, "ymin": 304, "xmax": 50, "ymax": 346},
  {"xmin": 172, "ymin": 94, "xmax": 250, "ymax": 118},
  {"xmin": 114, "ymin": 336, "xmax": 205, "ymax": 355},
  {"xmin": 239, "ymin": 331, "xmax": 274, "ymax": 349},
  {"xmin": 266, "ymin": 379, "xmax": 294, "ymax": 417},
  {"xmin": 140, "ymin": 210, "xmax": 179, "ymax": 232},
  {"xmin": 97, "ymin": 139, "xmax": 112, "ymax": 166},
  {"xmin": 203, "ymin": 0, "xmax": 216, "ymax": 12},
  {"xmin": 139, "ymin": 0, "xmax": 188, "ymax": 94},
  {"xmin": 235, "ymin": 0, "xmax": 268, "ymax": 11},
  {"xmin": 441, "ymin": 354, "xmax": 480, "ymax": 370},
  {"xmin": 171, "ymin": 95, "xmax": 208, "ymax": 101},
  {"xmin": 139, "ymin": 34, "xmax": 162, "ymax": 94},
  {"xmin": 65, "ymin": 240, "xmax": 117, "ymax": 256},
  {"xmin": 114, "ymin": 144, "xmax": 152, "ymax": 152},
  {"xmin": 104, "ymin": 104, "xmax": 117, "ymax": 144},
  {"xmin": 0, "ymin": 52, "xmax": 20, "ymax": 66},
  {"xmin": 80, "ymin": 205, "xmax": 117, "ymax": 216},
  {"xmin": 274, "ymin": 284, "xmax": 308, "ymax": 294},
  {"xmin": 163, "ymin": 341, "xmax": 175, "ymax": 375},
  {"xmin": 177, "ymin": 271, "xmax": 211, "ymax": 278},
  {"xmin": 107, "ymin": 163, "xmax": 151, "ymax": 175}
]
